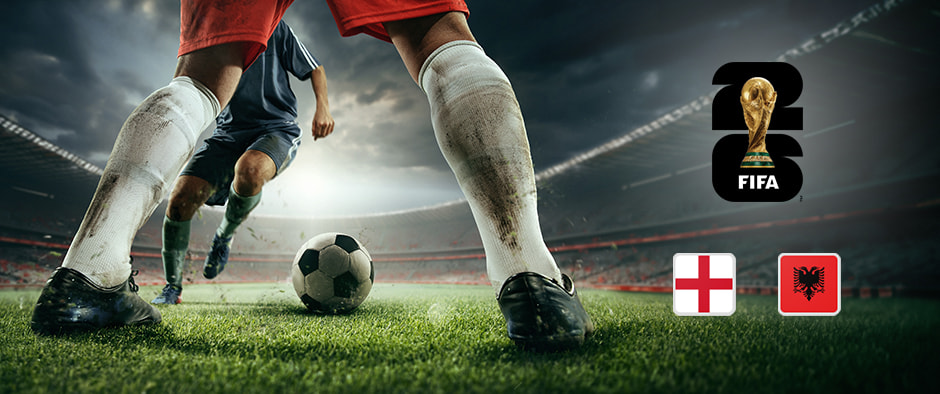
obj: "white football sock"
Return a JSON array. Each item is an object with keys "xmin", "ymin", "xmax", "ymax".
[
  {"xmin": 419, "ymin": 41, "xmax": 561, "ymax": 292},
  {"xmin": 63, "ymin": 76, "xmax": 220, "ymax": 287}
]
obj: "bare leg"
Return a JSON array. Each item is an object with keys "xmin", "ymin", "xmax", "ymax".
[
  {"xmin": 202, "ymin": 149, "xmax": 276, "ymax": 279},
  {"xmin": 233, "ymin": 150, "xmax": 278, "ymax": 196},
  {"xmin": 167, "ymin": 175, "xmax": 215, "ymax": 222},
  {"xmin": 174, "ymin": 42, "xmax": 254, "ymax": 109},
  {"xmin": 216, "ymin": 149, "xmax": 276, "ymax": 239},
  {"xmin": 215, "ymin": 150, "xmax": 277, "ymax": 239},
  {"xmin": 162, "ymin": 146, "xmax": 277, "ymax": 289},
  {"xmin": 385, "ymin": 13, "xmax": 475, "ymax": 83},
  {"xmin": 158, "ymin": 175, "xmax": 215, "ymax": 290}
]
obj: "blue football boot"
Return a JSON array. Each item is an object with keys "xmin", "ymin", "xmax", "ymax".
[
  {"xmin": 151, "ymin": 284, "xmax": 182, "ymax": 305},
  {"xmin": 202, "ymin": 234, "xmax": 232, "ymax": 279}
]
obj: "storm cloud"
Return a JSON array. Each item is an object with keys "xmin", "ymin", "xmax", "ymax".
[{"xmin": 0, "ymin": 0, "xmax": 872, "ymax": 215}]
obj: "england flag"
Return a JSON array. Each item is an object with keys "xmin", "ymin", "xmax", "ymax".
[{"xmin": 673, "ymin": 253, "xmax": 736, "ymax": 316}]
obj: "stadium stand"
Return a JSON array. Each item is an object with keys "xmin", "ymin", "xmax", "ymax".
[{"xmin": 2, "ymin": 0, "xmax": 938, "ymax": 296}]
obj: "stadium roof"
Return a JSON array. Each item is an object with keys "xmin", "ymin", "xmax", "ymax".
[{"xmin": 0, "ymin": 115, "xmax": 101, "ymax": 200}]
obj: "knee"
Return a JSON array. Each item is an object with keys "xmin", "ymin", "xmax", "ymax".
[
  {"xmin": 166, "ymin": 190, "xmax": 204, "ymax": 221},
  {"xmin": 233, "ymin": 167, "xmax": 266, "ymax": 196},
  {"xmin": 233, "ymin": 152, "xmax": 275, "ymax": 195},
  {"xmin": 166, "ymin": 197, "xmax": 195, "ymax": 222}
]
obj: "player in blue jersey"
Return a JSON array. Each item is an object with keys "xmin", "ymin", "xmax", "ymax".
[
  {"xmin": 33, "ymin": 0, "xmax": 591, "ymax": 352},
  {"xmin": 151, "ymin": 20, "xmax": 333, "ymax": 305}
]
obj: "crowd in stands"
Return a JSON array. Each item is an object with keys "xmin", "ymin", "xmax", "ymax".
[
  {"xmin": 4, "ymin": 200, "xmax": 937, "ymax": 296},
  {"xmin": 0, "ymin": 245, "xmax": 60, "ymax": 286},
  {"xmin": 4, "ymin": 178, "xmax": 939, "ymax": 295}
]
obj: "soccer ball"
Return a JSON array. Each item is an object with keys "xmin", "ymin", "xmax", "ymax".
[{"xmin": 291, "ymin": 232, "xmax": 374, "ymax": 314}]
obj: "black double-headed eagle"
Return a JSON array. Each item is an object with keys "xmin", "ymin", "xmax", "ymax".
[{"xmin": 793, "ymin": 266, "xmax": 825, "ymax": 301}]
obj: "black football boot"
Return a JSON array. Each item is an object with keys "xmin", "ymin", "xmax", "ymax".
[
  {"xmin": 31, "ymin": 267, "xmax": 162, "ymax": 335},
  {"xmin": 497, "ymin": 272, "xmax": 594, "ymax": 352}
]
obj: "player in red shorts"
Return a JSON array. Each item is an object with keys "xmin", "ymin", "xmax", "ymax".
[
  {"xmin": 30, "ymin": 0, "xmax": 298, "ymax": 335},
  {"xmin": 324, "ymin": 0, "xmax": 593, "ymax": 351},
  {"xmin": 31, "ymin": 0, "xmax": 592, "ymax": 352}
]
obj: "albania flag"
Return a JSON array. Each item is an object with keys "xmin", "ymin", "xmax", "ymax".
[{"xmin": 778, "ymin": 253, "xmax": 841, "ymax": 316}]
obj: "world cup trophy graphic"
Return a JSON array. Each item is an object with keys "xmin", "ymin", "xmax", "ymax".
[{"xmin": 740, "ymin": 77, "xmax": 777, "ymax": 168}]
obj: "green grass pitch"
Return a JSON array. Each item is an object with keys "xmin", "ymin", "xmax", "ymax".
[{"xmin": 1, "ymin": 283, "xmax": 938, "ymax": 393}]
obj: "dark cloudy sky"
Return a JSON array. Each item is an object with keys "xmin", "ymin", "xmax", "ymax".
[{"xmin": 0, "ymin": 0, "xmax": 872, "ymax": 216}]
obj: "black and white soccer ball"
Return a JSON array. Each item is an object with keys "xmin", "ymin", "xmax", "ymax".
[{"xmin": 291, "ymin": 232, "xmax": 374, "ymax": 314}]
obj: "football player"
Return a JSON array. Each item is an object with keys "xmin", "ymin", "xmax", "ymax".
[
  {"xmin": 151, "ymin": 20, "xmax": 333, "ymax": 305},
  {"xmin": 31, "ymin": 0, "xmax": 592, "ymax": 352}
]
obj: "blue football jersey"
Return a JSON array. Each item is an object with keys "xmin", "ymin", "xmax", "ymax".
[{"xmin": 215, "ymin": 21, "xmax": 319, "ymax": 131}]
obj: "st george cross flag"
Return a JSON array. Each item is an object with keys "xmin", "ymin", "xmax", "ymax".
[
  {"xmin": 673, "ymin": 253, "xmax": 736, "ymax": 316},
  {"xmin": 778, "ymin": 253, "xmax": 841, "ymax": 316}
]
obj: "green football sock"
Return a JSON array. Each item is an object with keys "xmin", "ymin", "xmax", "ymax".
[
  {"xmin": 162, "ymin": 216, "xmax": 191, "ymax": 288},
  {"xmin": 217, "ymin": 186, "xmax": 261, "ymax": 239}
]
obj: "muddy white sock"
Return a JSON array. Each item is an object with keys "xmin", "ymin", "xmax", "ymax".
[
  {"xmin": 62, "ymin": 76, "xmax": 219, "ymax": 287},
  {"xmin": 419, "ymin": 41, "xmax": 561, "ymax": 292}
]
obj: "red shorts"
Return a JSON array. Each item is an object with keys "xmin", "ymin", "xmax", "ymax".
[
  {"xmin": 325, "ymin": 0, "xmax": 469, "ymax": 42},
  {"xmin": 178, "ymin": 0, "xmax": 294, "ymax": 68}
]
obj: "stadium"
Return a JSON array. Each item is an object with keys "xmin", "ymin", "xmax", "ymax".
[{"xmin": 1, "ymin": 0, "xmax": 939, "ymax": 393}]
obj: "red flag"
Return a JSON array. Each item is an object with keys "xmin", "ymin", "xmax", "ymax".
[{"xmin": 778, "ymin": 253, "xmax": 841, "ymax": 316}]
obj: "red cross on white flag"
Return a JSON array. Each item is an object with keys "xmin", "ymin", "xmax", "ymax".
[{"xmin": 673, "ymin": 253, "xmax": 736, "ymax": 316}]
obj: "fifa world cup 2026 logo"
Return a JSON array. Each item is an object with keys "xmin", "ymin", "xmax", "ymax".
[
  {"xmin": 740, "ymin": 77, "xmax": 776, "ymax": 168},
  {"xmin": 711, "ymin": 62, "xmax": 804, "ymax": 202}
]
